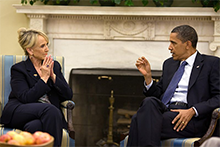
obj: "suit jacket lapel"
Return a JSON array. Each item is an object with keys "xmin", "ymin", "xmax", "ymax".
[
  {"xmin": 25, "ymin": 57, "xmax": 40, "ymax": 81},
  {"xmin": 188, "ymin": 52, "xmax": 204, "ymax": 90}
]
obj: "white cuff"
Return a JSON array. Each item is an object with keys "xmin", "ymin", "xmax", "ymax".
[
  {"xmin": 192, "ymin": 107, "xmax": 199, "ymax": 117},
  {"xmin": 144, "ymin": 79, "xmax": 153, "ymax": 90}
]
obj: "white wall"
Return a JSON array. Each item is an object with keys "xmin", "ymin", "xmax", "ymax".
[{"xmin": 0, "ymin": 0, "xmax": 28, "ymax": 55}]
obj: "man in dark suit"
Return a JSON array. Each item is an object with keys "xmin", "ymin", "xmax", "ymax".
[{"xmin": 127, "ymin": 25, "xmax": 220, "ymax": 146}]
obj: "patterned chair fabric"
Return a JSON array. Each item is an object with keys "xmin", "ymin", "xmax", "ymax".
[
  {"xmin": 0, "ymin": 55, "xmax": 75, "ymax": 147},
  {"xmin": 120, "ymin": 136, "xmax": 200, "ymax": 147}
]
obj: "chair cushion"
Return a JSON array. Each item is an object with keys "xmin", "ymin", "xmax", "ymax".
[
  {"xmin": 0, "ymin": 55, "xmax": 27, "ymax": 115},
  {"xmin": 62, "ymin": 129, "xmax": 75, "ymax": 147},
  {"xmin": 161, "ymin": 138, "xmax": 200, "ymax": 147},
  {"xmin": 119, "ymin": 136, "xmax": 200, "ymax": 147},
  {"xmin": 120, "ymin": 135, "xmax": 128, "ymax": 147}
]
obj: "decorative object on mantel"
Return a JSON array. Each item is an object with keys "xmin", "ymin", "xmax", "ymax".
[
  {"xmin": 21, "ymin": 0, "xmax": 48, "ymax": 5},
  {"xmin": 21, "ymin": 0, "xmax": 79, "ymax": 5},
  {"xmin": 98, "ymin": 0, "xmax": 116, "ymax": 6},
  {"xmin": 153, "ymin": 0, "xmax": 174, "ymax": 7},
  {"xmin": 90, "ymin": 0, "xmax": 149, "ymax": 6},
  {"xmin": 52, "ymin": 0, "xmax": 70, "ymax": 5},
  {"xmin": 192, "ymin": 0, "xmax": 220, "ymax": 12}
]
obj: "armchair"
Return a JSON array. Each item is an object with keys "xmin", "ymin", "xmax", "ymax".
[
  {"xmin": 0, "ymin": 55, "xmax": 75, "ymax": 147},
  {"xmin": 120, "ymin": 108, "xmax": 220, "ymax": 147}
]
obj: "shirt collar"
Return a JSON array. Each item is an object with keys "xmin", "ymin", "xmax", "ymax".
[{"xmin": 182, "ymin": 51, "xmax": 197, "ymax": 67}]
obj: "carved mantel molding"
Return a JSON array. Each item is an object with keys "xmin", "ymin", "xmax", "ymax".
[
  {"xmin": 210, "ymin": 17, "xmax": 220, "ymax": 55},
  {"xmin": 13, "ymin": 4, "xmax": 220, "ymax": 57},
  {"xmin": 13, "ymin": 4, "xmax": 220, "ymax": 16}
]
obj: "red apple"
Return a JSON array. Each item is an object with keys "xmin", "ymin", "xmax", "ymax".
[
  {"xmin": 0, "ymin": 134, "xmax": 12, "ymax": 142},
  {"xmin": 33, "ymin": 131, "xmax": 43, "ymax": 139},
  {"xmin": 34, "ymin": 131, "xmax": 52, "ymax": 145}
]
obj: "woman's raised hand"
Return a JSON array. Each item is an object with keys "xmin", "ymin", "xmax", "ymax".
[{"xmin": 40, "ymin": 55, "xmax": 53, "ymax": 83}]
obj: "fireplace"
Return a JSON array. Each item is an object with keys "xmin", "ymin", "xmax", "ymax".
[{"xmin": 69, "ymin": 68, "xmax": 161, "ymax": 146}]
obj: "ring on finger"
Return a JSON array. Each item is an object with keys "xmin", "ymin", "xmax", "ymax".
[
  {"xmin": 182, "ymin": 121, "xmax": 185, "ymax": 124},
  {"xmin": 46, "ymin": 65, "xmax": 49, "ymax": 68}
]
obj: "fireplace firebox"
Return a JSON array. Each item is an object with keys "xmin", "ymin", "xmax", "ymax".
[{"xmin": 69, "ymin": 68, "xmax": 161, "ymax": 146}]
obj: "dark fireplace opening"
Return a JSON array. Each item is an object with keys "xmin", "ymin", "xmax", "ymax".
[{"xmin": 69, "ymin": 68, "xmax": 162, "ymax": 146}]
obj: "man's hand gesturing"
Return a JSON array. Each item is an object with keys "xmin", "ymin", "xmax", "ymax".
[{"xmin": 136, "ymin": 56, "xmax": 152, "ymax": 85}]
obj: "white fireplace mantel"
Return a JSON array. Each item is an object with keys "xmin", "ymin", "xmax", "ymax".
[
  {"xmin": 13, "ymin": 4, "xmax": 220, "ymax": 79},
  {"xmin": 13, "ymin": 4, "xmax": 220, "ymax": 53},
  {"xmin": 13, "ymin": 4, "xmax": 220, "ymax": 16}
]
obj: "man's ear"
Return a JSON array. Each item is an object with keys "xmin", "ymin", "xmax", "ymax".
[{"xmin": 186, "ymin": 41, "xmax": 192, "ymax": 49}]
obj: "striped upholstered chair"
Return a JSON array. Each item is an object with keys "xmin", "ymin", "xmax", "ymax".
[
  {"xmin": 120, "ymin": 108, "xmax": 220, "ymax": 147},
  {"xmin": 0, "ymin": 55, "xmax": 75, "ymax": 147}
]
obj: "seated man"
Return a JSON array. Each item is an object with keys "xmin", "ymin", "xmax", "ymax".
[{"xmin": 127, "ymin": 25, "xmax": 220, "ymax": 146}]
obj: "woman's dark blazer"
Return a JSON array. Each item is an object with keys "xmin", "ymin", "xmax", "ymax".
[
  {"xmin": 144, "ymin": 52, "xmax": 220, "ymax": 136},
  {"xmin": 1, "ymin": 57, "xmax": 73, "ymax": 125}
]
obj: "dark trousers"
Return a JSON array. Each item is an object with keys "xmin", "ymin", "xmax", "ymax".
[
  {"xmin": 127, "ymin": 97, "xmax": 197, "ymax": 146},
  {"xmin": 7, "ymin": 103, "xmax": 65, "ymax": 147}
]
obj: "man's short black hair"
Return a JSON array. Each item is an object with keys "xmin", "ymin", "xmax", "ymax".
[{"xmin": 171, "ymin": 25, "xmax": 198, "ymax": 48}]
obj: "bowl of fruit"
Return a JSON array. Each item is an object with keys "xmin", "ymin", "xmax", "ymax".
[{"xmin": 0, "ymin": 131, "xmax": 54, "ymax": 147}]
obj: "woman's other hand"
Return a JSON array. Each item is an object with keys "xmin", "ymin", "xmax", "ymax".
[{"xmin": 49, "ymin": 59, "xmax": 56, "ymax": 83}]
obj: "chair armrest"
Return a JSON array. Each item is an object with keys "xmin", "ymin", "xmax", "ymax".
[
  {"xmin": 61, "ymin": 100, "xmax": 75, "ymax": 109},
  {"xmin": 61, "ymin": 100, "xmax": 75, "ymax": 139},
  {"xmin": 194, "ymin": 108, "xmax": 220, "ymax": 147}
]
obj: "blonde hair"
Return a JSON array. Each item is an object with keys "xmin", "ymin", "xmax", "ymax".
[{"xmin": 17, "ymin": 28, "xmax": 49, "ymax": 55}]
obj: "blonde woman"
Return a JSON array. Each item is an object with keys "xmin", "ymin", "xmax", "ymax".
[{"xmin": 0, "ymin": 28, "xmax": 73, "ymax": 147}]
